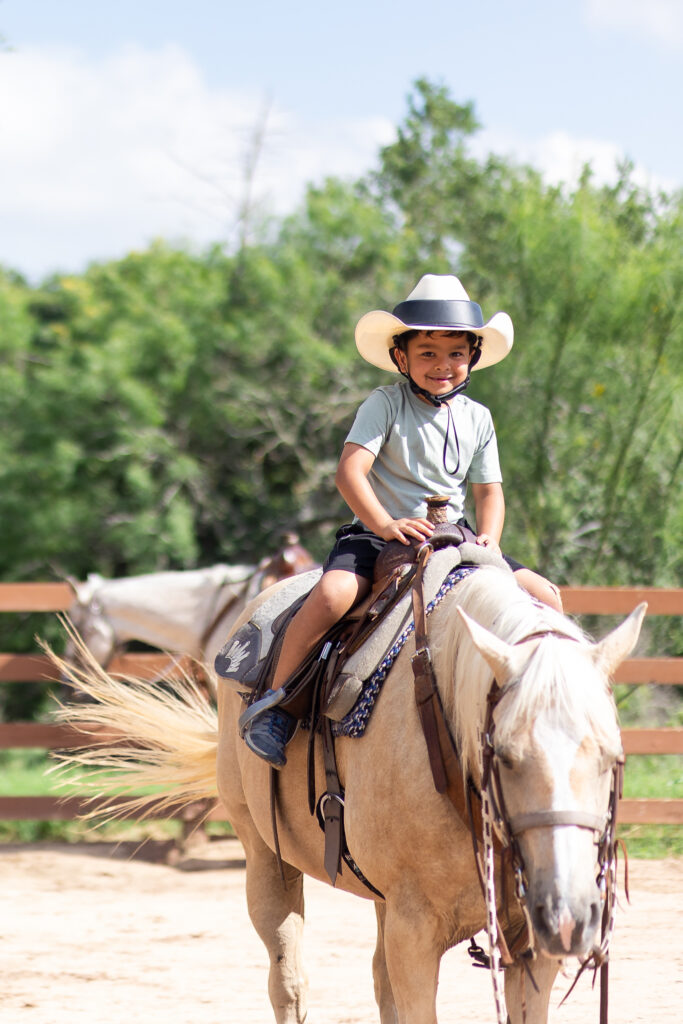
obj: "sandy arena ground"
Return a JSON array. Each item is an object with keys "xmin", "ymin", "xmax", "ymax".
[{"xmin": 1, "ymin": 838, "xmax": 681, "ymax": 1023}]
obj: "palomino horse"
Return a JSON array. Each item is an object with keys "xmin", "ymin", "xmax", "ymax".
[
  {"xmin": 64, "ymin": 536, "xmax": 317, "ymax": 688},
  {"xmin": 52, "ymin": 564, "xmax": 645, "ymax": 1024}
]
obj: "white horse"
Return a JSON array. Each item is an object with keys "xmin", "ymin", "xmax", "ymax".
[
  {"xmin": 65, "ymin": 564, "xmax": 258, "ymax": 679},
  {"xmin": 52, "ymin": 563, "xmax": 645, "ymax": 1023},
  {"xmin": 64, "ymin": 539, "xmax": 317, "ymax": 687}
]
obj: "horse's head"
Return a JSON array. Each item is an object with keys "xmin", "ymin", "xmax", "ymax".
[
  {"xmin": 458, "ymin": 602, "xmax": 646, "ymax": 959},
  {"xmin": 64, "ymin": 573, "xmax": 117, "ymax": 669}
]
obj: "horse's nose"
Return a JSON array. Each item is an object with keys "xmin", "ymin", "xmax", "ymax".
[{"xmin": 532, "ymin": 895, "xmax": 601, "ymax": 957}]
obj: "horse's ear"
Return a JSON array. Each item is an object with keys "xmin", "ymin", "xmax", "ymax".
[
  {"xmin": 591, "ymin": 602, "xmax": 648, "ymax": 679},
  {"xmin": 456, "ymin": 608, "xmax": 527, "ymax": 686}
]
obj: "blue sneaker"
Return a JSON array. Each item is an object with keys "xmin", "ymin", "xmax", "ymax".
[{"xmin": 240, "ymin": 690, "xmax": 297, "ymax": 768}]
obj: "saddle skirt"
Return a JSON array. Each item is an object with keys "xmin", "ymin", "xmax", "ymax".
[
  {"xmin": 214, "ymin": 543, "xmax": 510, "ymax": 723},
  {"xmin": 214, "ymin": 567, "xmax": 322, "ymax": 688}
]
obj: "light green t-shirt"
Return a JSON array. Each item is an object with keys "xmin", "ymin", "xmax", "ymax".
[{"xmin": 344, "ymin": 381, "xmax": 502, "ymax": 523}]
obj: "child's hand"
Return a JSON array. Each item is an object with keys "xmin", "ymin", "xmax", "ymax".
[
  {"xmin": 379, "ymin": 518, "xmax": 434, "ymax": 546},
  {"xmin": 475, "ymin": 533, "xmax": 501, "ymax": 555}
]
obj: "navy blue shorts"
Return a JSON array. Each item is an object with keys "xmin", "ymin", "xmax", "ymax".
[{"xmin": 322, "ymin": 523, "xmax": 525, "ymax": 580}]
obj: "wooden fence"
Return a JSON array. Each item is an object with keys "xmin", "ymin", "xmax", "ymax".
[{"xmin": 0, "ymin": 582, "xmax": 681, "ymax": 826}]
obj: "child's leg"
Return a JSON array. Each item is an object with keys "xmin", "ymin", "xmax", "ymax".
[
  {"xmin": 241, "ymin": 569, "xmax": 371, "ymax": 767},
  {"xmin": 271, "ymin": 569, "xmax": 371, "ymax": 689},
  {"xmin": 513, "ymin": 567, "xmax": 563, "ymax": 612}
]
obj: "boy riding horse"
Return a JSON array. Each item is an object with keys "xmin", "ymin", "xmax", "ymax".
[{"xmin": 243, "ymin": 274, "xmax": 562, "ymax": 767}]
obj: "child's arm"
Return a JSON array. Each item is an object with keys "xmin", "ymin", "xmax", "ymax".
[
  {"xmin": 335, "ymin": 443, "xmax": 434, "ymax": 546},
  {"xmin": 470, "ymin": 481, "xmax": 505, "ymax": 554}
]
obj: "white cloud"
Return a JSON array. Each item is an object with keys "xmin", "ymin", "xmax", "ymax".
[
  {"xmin": 0, "ymin": 44, "xmax": 394, "ymax": 281},
  {"xmin": 475, "ymin": 127, "xmax": 676, "ymax": 195},
  {"xmin": 0, "ymin": 42, "xmax": 675, "ymax": 283},
  {"xmin": 525, "ymin": 132, "xmax": 675, "ymax": 192},
  {"xmin": 584, "ymin": 0, "xmax": 683, "ymax": 49}
]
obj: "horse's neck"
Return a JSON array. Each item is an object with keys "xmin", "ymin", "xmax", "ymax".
[
  {"xmin": 99, "ymin": 568, "xmax": 252, "ymax": 656},
  {"xmin": 432, "ymin": 568, "xmax": 584, "ymax": 778}
]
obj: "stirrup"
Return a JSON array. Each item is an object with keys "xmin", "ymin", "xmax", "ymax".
[{"xmin": 238, "ymin": 687, "xmax": 288, "ymax": 737}]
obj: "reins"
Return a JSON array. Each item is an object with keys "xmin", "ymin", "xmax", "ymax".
[{"xmin": 410, "ymin": 540, "xmax": 624, "ymax": 1024}]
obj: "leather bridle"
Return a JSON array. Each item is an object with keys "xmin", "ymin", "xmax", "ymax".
[{"xmin": 480, "ymin": 668, "xmax": 618, "ymax": 874}]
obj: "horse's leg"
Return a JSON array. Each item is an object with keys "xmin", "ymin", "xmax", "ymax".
[
  {"xmin": 217, "ymin": 685, "xmax": 307, "ymax": 1022},
  {"xmin": 381, "ymin": 900, "xmax": 441, "ymax": 1023},
  {"xmin": 504, "ymin": 956, "xmax": 559, "ymax": 1024},
  {"xmin": 372, "ymin": 903, "xmax": 398, "ymax": 1023},
  {"xmin": 242, "ymin": 829, "xmax": 308, "ymax": 1024}
]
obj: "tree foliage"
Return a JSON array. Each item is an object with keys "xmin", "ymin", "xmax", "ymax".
[{"xmin": 0, "ymin": 79, "xmax": 681, "ymax": 606}]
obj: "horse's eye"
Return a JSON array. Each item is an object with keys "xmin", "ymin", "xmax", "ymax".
[{"xmin": 495, "ymin": 748, "xmax": 515, "ymax": 770}]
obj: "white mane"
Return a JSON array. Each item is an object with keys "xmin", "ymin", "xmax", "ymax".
[{"xmin": 430, "ymin": 567, "xmax": 621, "ymax": 779}]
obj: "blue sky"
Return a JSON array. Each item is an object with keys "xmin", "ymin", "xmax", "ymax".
[{"xmin": 1, "ymin": 0, "xmax": 681, "ymax": 282}]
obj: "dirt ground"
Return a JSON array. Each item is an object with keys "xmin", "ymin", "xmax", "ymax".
[{"xmin": 1, "ymin": 838, "xmax": 681, "ymax": 1024}]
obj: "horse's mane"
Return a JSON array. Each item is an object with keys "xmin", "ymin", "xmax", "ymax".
[{"xmin": 431, "ymin": 567, "xmax": 621, "ymax": 779}]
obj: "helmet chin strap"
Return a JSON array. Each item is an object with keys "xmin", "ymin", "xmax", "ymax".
[
  {"xmin": 401, "ymin": 369, "xmax": 468, "ymax": 474},
  {"xmin": 404, "ymin": 372, "xmax": 470, "ymax": 407}
]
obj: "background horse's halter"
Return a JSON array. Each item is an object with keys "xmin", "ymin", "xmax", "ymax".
[{"xmin": 410, "ymin": 541, "xmax": 624, "ymax": 1024}]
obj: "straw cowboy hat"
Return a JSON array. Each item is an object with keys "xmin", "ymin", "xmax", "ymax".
[{"xmin": 355, "ymin": 274, "xmax": 514, "ymax": 373}]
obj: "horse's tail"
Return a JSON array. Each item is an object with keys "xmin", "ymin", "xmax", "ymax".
[{"xmin": 46, "ymin": 620, "xmax": 218, "ymax": 823}]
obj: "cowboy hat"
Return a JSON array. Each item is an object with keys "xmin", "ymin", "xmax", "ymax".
[{"xmin": 355, "ymin": 274, "xmax": 514, "ymax": 372}]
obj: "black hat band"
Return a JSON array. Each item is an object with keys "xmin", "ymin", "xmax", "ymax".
[{"xmin": 391, "ymin": 298, "xmax": 484, "ymax": 330}]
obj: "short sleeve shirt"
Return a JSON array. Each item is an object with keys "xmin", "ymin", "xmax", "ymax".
[{"xmin": 344, "ymin": 380, "xmax": 502, "ymax": 523}]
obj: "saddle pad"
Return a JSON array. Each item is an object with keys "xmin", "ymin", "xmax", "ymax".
[{"xmin": 214, "ymin": 568, "xmax": 322, "ymax": 689}]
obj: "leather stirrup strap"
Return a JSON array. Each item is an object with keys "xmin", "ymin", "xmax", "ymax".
[
  {"xmin": 269, "ymin": 768, "xmax": 287, "ymax": 888},
  {"xmin": 411, "ymin": 544, "xmax": 490, "ymax": 840},
  {"xmin": 316, "ymin": 714, "xmax": 384, "ymax": 898},
  {"xmin": 412, "ymin": 544, "xmax": 448, "ymax": 792},
  {"xmin": 321, "ymin": 715, "xmax": 344, "ymax": 884}
]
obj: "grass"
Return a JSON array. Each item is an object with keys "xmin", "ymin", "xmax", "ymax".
[
  {"xmin": 0, "ymin": 748, "xmax": 680, "ymax": 856},
  {"xmin": 617, "ymin": 824, "xmax": 683, "ymax": 858},
  {"xmin": 616, "ymin": 751, "xmax": 683, "ymax": 857},
  {"xmin": 622, "ymin": 753, "xmax": 682, "ymax": 800},
  {"xmin": 0, "ymin": 749, "xmax": 235, "ymax": 844}
]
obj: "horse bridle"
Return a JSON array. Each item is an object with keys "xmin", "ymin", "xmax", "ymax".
[
  {"xmin": 410, "ymin": 542, "xmax": 624, "ymax": 1024},
  {"xmin": 480, "ymin": 668, "xmax": 621, "ymax": 883},
  {"xmin": 481, "ymin": 678, "xmax": 624, "ymax": 1024}
]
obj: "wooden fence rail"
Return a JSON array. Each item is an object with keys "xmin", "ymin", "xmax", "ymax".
[{"xmin": 0, "ymin": 583, "xmax": 681, "ymax": 826}]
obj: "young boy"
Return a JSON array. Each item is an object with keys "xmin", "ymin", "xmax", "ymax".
[{"xmin": 242, "ymin": 274, "xmax": 562, "ymax": 767}]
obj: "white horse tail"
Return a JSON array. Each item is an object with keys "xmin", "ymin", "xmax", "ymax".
[{"xmin": 46, "ymin": 619, "xmax": 218, "ymax": 824}]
